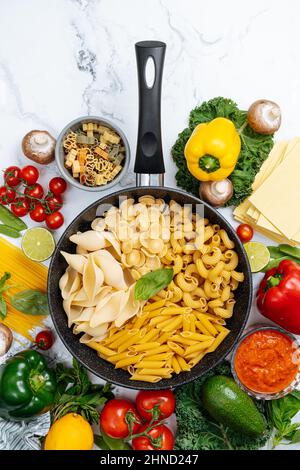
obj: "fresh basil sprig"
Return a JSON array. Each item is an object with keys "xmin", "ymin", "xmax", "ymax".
[
  {"xmin": 267, "ymin": 390, "xmax": 300, "ymax": 448},
  {"xmin": 10, "ymin": 289, "xmax": 49, "ymax": 315},
  {"xmin": 134, "ymin": 268, "xmax": 174, "ymax": 301}
]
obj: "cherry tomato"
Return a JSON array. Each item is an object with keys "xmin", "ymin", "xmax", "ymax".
[
  {"xmin": 49, "ymin": 177, "xmax": 67, "ymax": 196},
  {"xmin": 44, "ymin": 193, "xmax": 63, "ymax": 213},
  {"xmin": 132, "ymin": 424, "xmax": 174, "ymax": 450},
  {"xmin": 236, "ymin": 223, "xmax": 254, "ymax": 243},
  {"xmin": 100, "ymin": 399, "xmax": 140, "ymax": 439},
  {"xmin": 24, "ymin": 183, "xmax": 44, "ymax": 200},
  {"xmin": 46, "ymin": 211, "xmax": 64, "ymax": 230},
  {"xmin": 11, "ymin": 197, "xmax": 30, "ymax": 217},
  {"xmin": 36, "ymin": 330, "xmax": 54, "ymax": 350},
  {"xmin": 4, "ymin": 166, "xmax": 21, "ymax": 187},
  {"xmin": 20, "ymin": 165, "xmax": 39, "ymax": 185},
  {"xmin": 0, "ymin": 186, "xmax": 16, "ymax": 205},
  {"xmin": 30, "ymin": 203, "xmax": 47, "ymax": 222},
  {"xmin": 136, "ymin": 390, "xmax": 176, "ymax": 422}
]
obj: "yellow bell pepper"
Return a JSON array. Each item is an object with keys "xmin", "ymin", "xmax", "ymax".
[{"xmin": 184, "ymin": 117, "xmax": 241, "ymax": 182}]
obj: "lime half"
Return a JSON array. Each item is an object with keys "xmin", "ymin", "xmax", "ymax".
[
  {"xmin": 244, "ymin": 241, "xmax": 270, "ymax": 273},
  {"xmin": 22, "ymin": 227, "xmax": 55, "ymax": 262}
]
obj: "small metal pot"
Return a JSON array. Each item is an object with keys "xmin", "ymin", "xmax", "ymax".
[{"xmin": 55, "ymin": 115, "xmax": 130, "ymax": 192}]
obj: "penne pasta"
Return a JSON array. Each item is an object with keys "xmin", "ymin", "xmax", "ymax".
[
  {"xmin": 185, "ymin": 339, "xmax": 215, "ymax": 355},
  {"xmin": 129, "ymin": 342, "xmax": 160, "ymax": 352}
]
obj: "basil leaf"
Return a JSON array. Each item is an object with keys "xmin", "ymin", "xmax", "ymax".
[
  {"xmin": 0, "ymin": 272, "xmax": 11, "ymax": 291},
  {"xmin": 134, "ymin": 268, "xmax": 173, "ymax": 301},
  {"xmin": 0, "ymin": 296, "xmax": 7, "ymax": 320},
  {"xmin": 291, "ymin": 429, "xmax": 300, "ymax": 444},
  {"xmin": 10, "ymin": 289, "xmax": 49, "ymax": 315}
]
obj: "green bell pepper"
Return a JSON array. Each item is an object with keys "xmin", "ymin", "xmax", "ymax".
[{"xmin": 0, "ymin": 349, "xmax": 56, "ymax": 420}]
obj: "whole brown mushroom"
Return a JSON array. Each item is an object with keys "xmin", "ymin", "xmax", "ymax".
[
  {"xmin": 199, "ymin": 179, "xmax": 233, "ymax": 207},
  {"xmin": 22, "ymin": 130, "xmax": 56, "ymax": 164},
  {"xmin": 0, "ymin": 323, "xmax": 13, "ymax": 356},
  {"xmin": 247, "ymin": 100, "xmax": 281, "ymax": 135}
]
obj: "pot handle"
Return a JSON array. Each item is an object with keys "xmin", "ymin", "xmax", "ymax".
[{"xmin": 134, "ymin": 41, "xmax": 166, "ymax": 186}]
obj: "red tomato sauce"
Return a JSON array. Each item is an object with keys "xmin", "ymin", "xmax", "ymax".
[{"xmin": 234, "ymin": 329, "xmax": 299, "ymax": 394}]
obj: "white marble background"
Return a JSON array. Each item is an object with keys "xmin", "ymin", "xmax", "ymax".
[{"xmin": 0, "ymin": 0, "xmax": 300, "ymax": 449}]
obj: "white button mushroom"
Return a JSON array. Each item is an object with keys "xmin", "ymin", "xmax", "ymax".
[
  {"xmin": 247, "ymin": 100, "xmax": 281, "ymax": 135},
  {"xmin": 199, "ymin": 179, "xmax": 234, "ymax": 207},
  {"xmin": 22, "ymin": 130, "xmax": 56, "ymax": 164},
  {"xmin": 0, "ymin": 323, "xmax": 13, "ymax": 356}
]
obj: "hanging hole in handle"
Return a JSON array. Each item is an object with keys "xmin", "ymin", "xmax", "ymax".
[{"xmin": 144, "ymin": 56, "xmax": 156, "ymax": 89}]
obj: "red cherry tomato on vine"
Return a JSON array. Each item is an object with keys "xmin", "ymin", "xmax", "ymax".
[
  {"xmin": 24, "ymin": 183, "xmax": 44, "ymax": 200},
  {"xmin": 20, "ymin": 165, "xmax": 39, "ymax": 185},
  {"xmin": 100, "ymin": 399, "xmax": 140, "ymax": 439},
  {"xmin": 44, "ymin": 194, "xmax": 63, "ymax": 213},
  {"xmin": 49, "ymin": 177, "xmax": 67, "ymax": 196},
  {"xmin": 236, "ymin": 224, "xmax": 254, "ymax": 243},
  {"xmin": 132, "ymin": 424, "xmax": 174, "ymax": 450},
  {"xmin": 0, "ymin": 186, "xmax": 16, "ymax": 205},
  {"xmin": 4, "ymin": 166, "xmax": 21, "ymax": 187},
  {"xmin": 11, "ymin": 197, "xmax": 30, "ymax": 217},
  {"xmin": 30, "ymin": 203, "xmax": 47, "ymax": 222},
  {"xmin": 46, "ymin": 211, "xmax": 64, "ymax": 230},
  {"xmin": 36, "ymin": 330, "xmax": 54, "ymax": 350},
  {"xmin": 136, "ymin": 390, "xmax": 176, "ymax": 422}
]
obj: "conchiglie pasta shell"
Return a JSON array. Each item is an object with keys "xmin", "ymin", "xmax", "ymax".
[
  {"xmin": 114, "ymin": 284, "xmax": 144, "ymax": 328},
  {"xmin": 93, "ymin": 249, "xmax": 127, "ymax": 290},
  {"xmin": 63, "ymin": 294, "xmax": 83, "ymax": 328},
  {"xmin": 73, "ymin": 306, "xmax": 95, "ymax": 322},
  {"xmin": 83, "ymin": 254, "xmax": 104, "ymax": 300},
  {"xmin": 61, "ymin": 251, "xmax": 87, "ymax": 274},
  {"xmin": 91, "ymin": 217, "xmax": 106, "ymax": 232},
  {"xmin": 73, "ymin": 321, "xmax": 108, "ymax": 339},
  {"xmin": 59, "ymin": 267, "xmax": 81, "ymax": 300},
  {"xmin": 91, "ymin": 290, "xmax": 126, "ymax": 327},
  {"xmin": 70, "ymin": 231, "xmax": 107, "ymax": 251},
  {"xmin": 73, "ymin": 286, "xmax": 113, "ymax": 307}
]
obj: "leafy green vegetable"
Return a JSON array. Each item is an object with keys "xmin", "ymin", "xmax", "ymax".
[
  {"xmin": 175, "ymin": 361, "xmax": 271, "ymax": 450},
  {"xmin": 267, "ymin": 390, "xmax": 300, "ymax": 448},
  {"xmin": 134, "ymin": 268, "xmax": 173, "ymax": 301},
  {"xmin": 0, "ymin": 225, "xmax": 22, "ymax": 238},
  {"xmin": 0, "ymin": 272, "xmax": 12, "ymax": 320},
  {"xmin": 51, "ymin": 358, "xmax": 114, "ymax": 424},
  {"xmin": 0, "ymin": 205, "xmax": 27, "ymax": 231},
  {"xmin": 172, "ymin": 97, "xmax": 274, "ymax": 206},
  {"xmin": 10, "ymin": 289, "xmax": 49, "ymax": 315},
  {"xmin": 262, "ymin": 244, "xmax": 300, "ymax": 272},
  {"xmin": 94, "ymin": 432, "xmax": 132, "ymax": 450}
]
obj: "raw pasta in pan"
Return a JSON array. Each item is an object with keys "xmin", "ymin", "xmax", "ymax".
[{"xmin": 59, "ymin": 196, "xmax": 244, "ymax": 382}]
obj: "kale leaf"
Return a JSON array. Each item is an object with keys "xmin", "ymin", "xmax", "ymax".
[{"xmin": 171, "ymin": 97, "xmax": 274, "ymax": 206}]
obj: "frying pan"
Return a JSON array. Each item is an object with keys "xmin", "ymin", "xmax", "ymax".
[{"xmin": 48, "ymin": 41, "xmax": 252, "ymax": 389}]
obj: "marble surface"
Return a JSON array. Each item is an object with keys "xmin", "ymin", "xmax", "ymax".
[{"xmin": 0, "ymin": 0, "xmax": 300, "ymax": 449}]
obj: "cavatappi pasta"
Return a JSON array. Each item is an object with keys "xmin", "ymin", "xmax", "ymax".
[{"xmin": 59, "ymin": 195, "xmax": 244, "ymax": 382}]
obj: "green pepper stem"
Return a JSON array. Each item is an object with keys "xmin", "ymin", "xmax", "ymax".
[
  {"xmin": 199, "ymin": 155, "xmax": 220, "ymax": 174},
  {"xmin": 29, "ymin": 372, "xmax": 46, "ymax": 393},
  {"xmin": 267, "ymin": 274, "xmax": 282, "ymax": 289}
]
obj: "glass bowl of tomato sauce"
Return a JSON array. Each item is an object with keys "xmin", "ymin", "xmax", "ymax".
[{"xmin": 231, "ymin": 325, "xmax": 300, "ymax": 400}]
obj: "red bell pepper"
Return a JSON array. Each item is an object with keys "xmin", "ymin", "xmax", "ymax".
[{"xmin": 257, "ymin": 260, "xmax": 300, "ymax": 334}]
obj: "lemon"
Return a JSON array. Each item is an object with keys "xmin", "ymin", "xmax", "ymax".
[
  {"xmin": 22, "ymin": 227, "xmax": 55, "ymax": 262},
  {"xmin": 244, "ymin": 242, "xmax": 270, "ymax": 273},
  {"xmin": 44, "ymin": 413, "xmax": 94, "ymax": 450}
]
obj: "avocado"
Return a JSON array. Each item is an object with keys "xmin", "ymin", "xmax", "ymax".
[{"xmin": 201, "ymin": 375, "xmax": 267, "ymax": 437}]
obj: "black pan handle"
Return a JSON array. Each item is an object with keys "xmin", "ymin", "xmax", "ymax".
[{"xmin": 134, "ymin": 41, "xmax": 166, "ymax": 177}]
